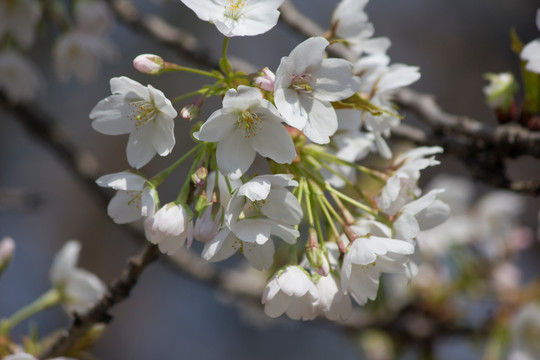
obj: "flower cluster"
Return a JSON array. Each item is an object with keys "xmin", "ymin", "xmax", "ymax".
[{"xmin": 88, "ymin": 0, "xmax": 449, "ymax": 322}]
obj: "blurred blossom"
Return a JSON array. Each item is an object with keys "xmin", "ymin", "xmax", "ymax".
[
  {"xmin": 53, "ymin": 31, "xmax": 117, "ymax": 83},
  {"xmin": 510, "ymin": 303, "xmax": 540, "ymax": 359},
  {"xmin": 520, "ymin": 9, "xmax": 540, "ymax": 74},
  {"xmin": 0, "ymin": 0, "xmax": 41, "ymax": 49},
  {"xmin": 50, "ymin": 240, "xmax": 106, "ymax": 314},
  {"xmin": 75, "ymin": 0, "xmax": 113, "ymax": 35},
  {"xmin": 0, "ymin": 50, "xmax": 40, "ymax": 103},
  {"xmin": 492, "ymin": 262, "xmax": 521, "ymax": 294}
]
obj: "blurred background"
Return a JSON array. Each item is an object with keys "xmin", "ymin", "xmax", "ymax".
[{"xmin": 1, "ymin": 0, "xmax": 539, "ymax": 359}]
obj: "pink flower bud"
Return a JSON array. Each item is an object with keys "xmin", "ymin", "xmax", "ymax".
[
  {"xmin": 254, "ymin": 67, "xmax": 275, "ymax": 91},
  {"xmin": 192, "ymin": 167, "xmax": 208, "ymax": 187},
  {"xmin": 0, "ymin": 237, "xmax": 15, "ymax": 273},
  {"xmin": 180, "ymin": 103, "xmax": 200, "ymax": 121},
  {"xmin": 133, "ymin": 54, "xmax": 164, "ymax": 74}
]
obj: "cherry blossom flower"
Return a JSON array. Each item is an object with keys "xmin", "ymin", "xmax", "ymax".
[
  {"xmin": 378, "ymin": 146, "xmax": 443, "ymax": 213},
  {"xmin": 50, "ymin": 241, "xmax": 106, "ymax": 314},
  {"xmin": 96, "ymin": 171, "xmax": 157, "ymax": 224},
  {"xmin": 262, "ymin": 266, "xmax": 319, "ymax": 320},
  {"xmin": 180, "ymin": 0, "xmax": 284, "ymax": 37},
  {"xmin": 315, "ymin": 274, "xmax": 352, "ymax": 321},
  {"xmin": 521, "ymin": 9, "xmax": 540, "ymax": 74},
  {"xmin": 0, "ymin": 0, "xmax": 41, "ymax": 49},
  {"xmin": 0, "ymin": 50, "xmax": 40, "ymax": 103},
  {"xmin": 145, "ymin": 203, "xmax": 193, "ymax": 255},
  {"xmin": 202, "ymin": 174, "xmax": 301, "ymax": 270},
  {"xmin": 90, "ymin": 77, "xmax": 177, "ymax": 168},
  {"xmin": 274, "ymin": 37, "xmax": 360, "ymax": 144},
  {"xmin": 195, "ymin": 86, "xmax": 295, "ymax": 179},
  {"xmin": 341, "ymin": 226, "xmax": 414, "ymax": 305},
  {"xmin": 331, "ymin": 0, "xmax": 390, "ymax": 56}
]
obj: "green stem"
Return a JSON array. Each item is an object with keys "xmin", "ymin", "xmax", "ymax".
[
  {"xmin": 177, "ymin": 146, "xmax": 207, "ymax": 203},
  {"xmin": 288, "ymin": 243, "xmax": 298, "ymax": 265},
  {"xmin": 0, "ymin": 288, "xmax": 62, "ymax": 336},
  {"xmin": 164, "ymin": 63, "xmax": 221, "ymax": 79},
  {"xmin": 325, "ymin": 185, "xmax": 375, "ymax": 216},
  {"xmin": 150, "ymin": 143, "xmax": 205, "ymax": 188},
  {"xmin": 172, "ymin": 89, "xmax": 207, "ymax": 103},
  {"xmin": 222, "ymin": 37, "xmax": 230, "ymax": 66}
]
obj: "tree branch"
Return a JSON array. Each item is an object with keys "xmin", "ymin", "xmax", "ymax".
[{"xmin": 38, "ymin": 243, "xmax": 160, "ymax": 359}]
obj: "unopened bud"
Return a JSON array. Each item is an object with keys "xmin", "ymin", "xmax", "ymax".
[
  {"xmin": 0, "ymin": 237, "xmax": 15, "ymax": 274},
  {"xmin": 133, "ymin": 54, "xmax": 164, "ymax": 74},
  {"xmin": 306, "ymin": 245, "xmax": 329, "ymax": 277},
  {"xmin": 192, "ymin": 167, "xmax": 208, "ymax": 187},
  {"xmin": 253, "ymin": 67, "xmax": 275, "ymax": 91},
  {"xmin": 181, "ymin": 103, "xmax": 201, "ymax": 121},
  {"xmin": 483, "ymin": 72, "xmax": 518, "ymax": 111},
  {"xmin": 194, "ymin": 205, "xmax": 222, "ymax": 243}
]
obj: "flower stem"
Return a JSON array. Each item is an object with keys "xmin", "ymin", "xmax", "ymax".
[
  {"xmin": 172, "ymin": 89, "xmax": 207, "ymax": 103},
  {"xmin": 150, "ymin": 143, "xmax": 205, "ymax": 188},
  {"xmin": 177, "ymin": 146, "xmax": 207, "ymax": 203},
  {"xmin": 0, "ymin": 288, "xmax": 61, "ymax": 336},
  {"xmin": 164, "ymin": 63, "xmax": 221, "ymax": 79},
  {"xmin": 288, "ymin": 244, "xmax": 298, "ymax": 265},
  {"xmin": 325, "ymin": 185, "xmax": 375, "ymax": 216}
]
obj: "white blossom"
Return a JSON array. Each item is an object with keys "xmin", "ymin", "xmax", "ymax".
[
  {"xmin": 274, "ymin": 37, "xmax": 360, "ymax": 144},
  {"xmin": 180, "ymin": 0, "xmax": 284, "ymax": 37},
  {"xmin": 521, "ymin": 10, "xmax": 540, "ymax": 74},
  {"xmin": 315, "ymin": 274, "xmax": 352, "ymax": 321},
  {"xmin": 195, "ymin": 86, "xmax": 296, "ymax": 179},
  {"xmin": 50, "ymin": 240, "xmax": 106, "ymax": 314},
  {"xmin": 202, "ymin": 174, "xmax": 301, "ymax": 270},
  {"xmin": 145, "ymin": 203, "xmax": 193, "ymax": 255},
  {"xmin": 90, "ymin": 77, "xmax": 177, "ymax": 168},
  {"xmin": 0, "ymin": 0, "xmax": 41, "ymax": 49},
  {"xmin": 332, "ymin": 0, "xmax": 390, "ymax": 56},
  {"xmin": 0, "ymin": 50, "xmax": 40, "ymax": 103},
  {"xmin": 378, "ymin": 146, "xmax": 443, "ymax": 213},
  {"xmin": 341, "ymin": 226, "xmax": 414, "ymax": 306},
  {"xmin": 96, "ymin": 171, "xmax": 157, "ymax": 224},
  {"xmin": 262, "ymin": 266, "xmax": 319, "ymax": 320}
]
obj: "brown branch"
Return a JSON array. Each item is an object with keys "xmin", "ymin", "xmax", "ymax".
[
  {"xmin": 39, "ymin": 243, "xmax": 160, "ymax": 359},
  {"xmin": 394, "ymin": 88, "xmax": 540, "ymax": 159}
]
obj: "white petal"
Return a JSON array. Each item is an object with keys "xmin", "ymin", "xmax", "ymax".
[
  {"xmin": 96, "ymin": 172, "xmax": 146, "ymax": 191},
  {"xmin": 312, "ymin": 58, "xmax": 359, "ymax": 101},
  {"xmin": 232, "ymin": 219, "xmax": 271, "ymax": 244},
  {"xmin": 248, "ymin": 115, "xmax": 296, "ymax": 164},
  {"xmin": 197, "ymin": 109, "xmax": 237, "ymax": 142},
  {"xmin": 152, "ymin": 115, "xmax": 175, "ymax": 156},
  {"xmin": 126, "ymin": 126, "xmax": 157, "ymax": 169},
  {"xmin": 216, "ymin": 129, "xmax": 255, "ymax": 179},
  {"xmin": 278, "ymin": 266, "xmax": 310, "ymax": 297},
  {"xmin": 63, "ymin": 269, "xmax": 105, "ymax": 314},
  {"xmin": 238, "ymin": 177, "xmax": 272, "ymax": 201},
  {"xmin": 288, "ymin": 37, "xmax": 328, "ymax": 74},
  {"xmin": 90, "ymin": 95, "xmax": 134, "ymax": 135},
  {"xmin": 202, "ymin": 228, "xmax": 239, "ymax": 262},
  {"xmin": 50, "ymin": 240, "xmax": 81, "ymax": 285},
  {"xmin": 302, "ymin": 99, "xmax": 338, "ymax": 144},
  {"xmin": 243, "ymin": 239, "xmax": 274, "ymax": 271},
  {"xmin": 262, "ymin": 187, "xmax": 302, "ymax": 225},
  {"xmin": 107, "ymin": 191, "xmax": 144, "ymax": 224}
]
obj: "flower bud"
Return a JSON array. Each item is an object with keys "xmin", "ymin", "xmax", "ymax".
[
  {"xmin": 0, "ymin": 237, "xmax": 15, "ymax": 274},
  {"xmin": 133, "ymin": 54, "xmax": 164, "ymax": 74},
  {"xmin": 306, "ymin": 246, "xmax": 330, "ymax": 277},
  {"xmin": 180, "ymin": 103, "xmax": 201, "ymax": 121},
  {"xmin": 194, "ymin": 205, "xmax": 222, "ymax": 243},
  {"xmin": 253, "ymin": 67, "xmax": 275, "ymax": 91},
  {"xmin": 192, "ymin": 166, "xmax": 208, "ymax": 187}
]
